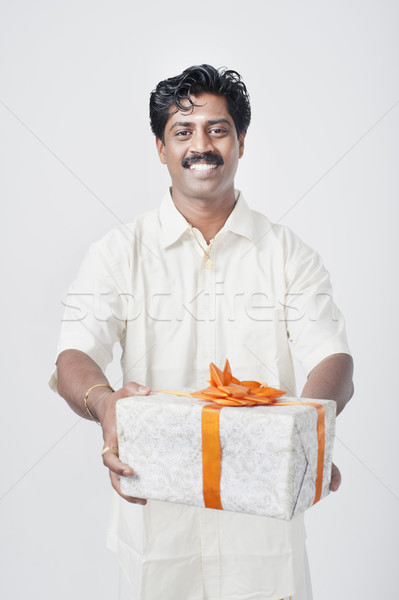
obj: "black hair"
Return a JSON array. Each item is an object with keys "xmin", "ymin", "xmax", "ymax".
[{"xmin": 149, "ymin": 64, "xmax": 251, "ymax": 144}]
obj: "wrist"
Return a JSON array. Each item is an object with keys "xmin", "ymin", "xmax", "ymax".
[{"xmin": 84, "ymin": 384, "xmax": 114, "ymax": 424}]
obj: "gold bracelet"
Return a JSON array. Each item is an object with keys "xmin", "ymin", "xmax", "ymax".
[{"xmin": 83, "ymin": 383, "xmax": 114, "ymax": 425}]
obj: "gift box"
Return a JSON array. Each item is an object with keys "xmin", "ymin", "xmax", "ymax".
[{"xmin": 116, "ymin": 361, "xmax": 336, "ymax": 520}]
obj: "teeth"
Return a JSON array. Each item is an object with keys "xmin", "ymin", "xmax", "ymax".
[{"xmin": 190, "ymin": 163, "xmax": 218, "ymax": 171}]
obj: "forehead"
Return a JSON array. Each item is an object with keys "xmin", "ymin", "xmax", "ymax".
[{"xmin": 166, "ymin": 93, "xmax": 233, "ymax": 127}]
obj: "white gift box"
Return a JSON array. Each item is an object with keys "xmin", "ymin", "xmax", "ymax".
[{"xmin": 117, "ymin": 393, "xmax": 336, "ymax": 520}]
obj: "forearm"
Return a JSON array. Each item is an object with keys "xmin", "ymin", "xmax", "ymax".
[
  {"xmin": 56, "ymin": 349, "xmax": 113, "ymax": 421},
  {"xmin": 56, "ymin": 349, "xmax": 149, "ymax": 504},
  {"xmin": 301, "ymin": 352, "xmax": 354, "ymax": 415}
]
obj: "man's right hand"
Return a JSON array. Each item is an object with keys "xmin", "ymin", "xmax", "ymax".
[
  {"xmin": 94, "ymin": 381, "xmax": 151, "ymax": 505},
  {"xmin": 56, "ymin": 351, "xmax": 150, "ymax": 504}
]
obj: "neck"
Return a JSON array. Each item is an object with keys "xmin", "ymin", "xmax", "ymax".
[{"xmin": 170, "ymin": 188, "xmax": 237, "ymax": 244}]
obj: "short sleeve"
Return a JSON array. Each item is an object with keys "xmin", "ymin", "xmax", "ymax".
[
  {"xmin": 49, "ymin": 240, "xmax": 128, "ymax": 392},
  {"xmin": 284, "ymin": 241, "xmax": 351, "ymax": 376}
]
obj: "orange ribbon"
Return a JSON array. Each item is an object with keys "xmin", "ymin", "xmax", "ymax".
[{"xmin": 158, "ymin": 359, "xmax": 325, "ymax": 511}]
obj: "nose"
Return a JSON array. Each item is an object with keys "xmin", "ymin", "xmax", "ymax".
[{"xmin": 189, "ymin": 129, "xmax": 215, "ymax": 154}]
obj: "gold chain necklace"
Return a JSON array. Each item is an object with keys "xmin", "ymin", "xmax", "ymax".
[{"xmin": 188, "ymin": 223, "xmax": 215, "ymax": 269}]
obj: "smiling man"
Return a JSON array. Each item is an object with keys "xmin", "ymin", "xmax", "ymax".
[{"xmin": 51, "ymin": 65, "xmax": 353, "ymax": 600}]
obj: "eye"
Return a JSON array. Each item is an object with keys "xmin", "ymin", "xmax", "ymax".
[
  {"xmin": 210, "ymin": 128, "xmax": 227, "ymax": 136},
  {"xmin": 175, "ymin": 130, "xmax": 191, "ymax": 137}
]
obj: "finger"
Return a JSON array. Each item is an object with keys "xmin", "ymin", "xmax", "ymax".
[
  {"xmin": 330, "ymin": 463, "xmax": 342, "ymax": 492},
  {"xmin": 102, "ymin": 447, "xmax": 133, "ymax": 476},
  {"xmin": 109, "ymin": 470, "xmax": 147, "ymax": 505}
]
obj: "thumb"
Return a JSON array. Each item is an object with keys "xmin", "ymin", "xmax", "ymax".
[{"xmin": 120, "ymin": 381, "xmax": 151, "ymax": 398}]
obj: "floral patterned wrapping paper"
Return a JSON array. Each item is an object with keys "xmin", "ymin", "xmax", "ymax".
[{"xmin": 117, "ymin": 393, "xmax": 336, "ymax": 520}]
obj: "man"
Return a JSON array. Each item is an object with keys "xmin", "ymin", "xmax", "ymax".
[{"xmin": 50, "ymin": 64, "xmax": 353, "ymax": 600}]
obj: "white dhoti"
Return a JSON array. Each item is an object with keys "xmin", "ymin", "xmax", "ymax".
[{"xmin": 108, "ymin": 495, "xmax": 313, "ymax": 600}]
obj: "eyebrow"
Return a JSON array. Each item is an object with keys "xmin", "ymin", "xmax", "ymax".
[{"xmin": 168, "ymin": 118, "xmax": 232, "ymax": 132}]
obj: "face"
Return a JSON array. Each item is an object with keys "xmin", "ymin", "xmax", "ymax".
[{"xmin": 156, "ymin": 93, "xmax": 245, "ymax": 203}]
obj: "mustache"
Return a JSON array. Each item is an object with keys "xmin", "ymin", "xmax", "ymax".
[{"xmin": 182, "ymin": 153, "xmax": 224, "ymax": 168}]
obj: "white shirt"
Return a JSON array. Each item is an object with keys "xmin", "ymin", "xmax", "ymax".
[{"xmin": 50, "ymin": 190, "xmax": 351, "ymax": 600}]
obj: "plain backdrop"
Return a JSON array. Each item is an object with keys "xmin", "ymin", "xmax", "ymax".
[{"xmin": 1, "ymin": 1, "xmax": 398, "ymax": 598}]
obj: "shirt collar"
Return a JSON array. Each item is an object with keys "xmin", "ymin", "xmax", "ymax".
[
  {"xmin": 221, "ymin": 190, "xmax": 257, "ymax": 242},
  {"xmin": 159, "ymin": 189, "xmax": 191, "ymax": 249},
  {"xmin": 159, "ymin": 188, "xmax": 257, "ymax": 249}
]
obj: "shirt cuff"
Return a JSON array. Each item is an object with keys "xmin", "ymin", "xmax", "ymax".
[{"xmin": 301, "ymin": 341, "xmax": 352, "ymax": 377}]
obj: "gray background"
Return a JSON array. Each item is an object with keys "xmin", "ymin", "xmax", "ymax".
[{"xmin": 1, "ymin": 1, "xmax": 398, "ymax": 598}]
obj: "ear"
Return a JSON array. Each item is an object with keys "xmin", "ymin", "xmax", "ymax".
[
  {"xmin": 238, "ymin": 132, "xmax": 246, "ymax": 159},
  {"xmin": 156, "ymin": 137, "xmax": 167, "ymax": 164}
]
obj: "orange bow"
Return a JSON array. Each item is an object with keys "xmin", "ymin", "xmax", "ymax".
[{"xmin": 189, "ymin": 359, "xmax": 286, "ymax": 406}]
